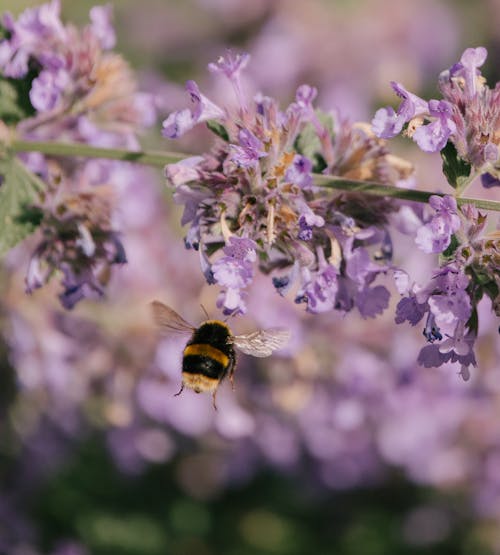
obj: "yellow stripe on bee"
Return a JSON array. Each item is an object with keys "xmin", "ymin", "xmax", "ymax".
[
  {"xmin": 182, "ymin": 373, "xmax": 220, "ymax": 393},
  {"xmin": 183, "ymin": 343, "xmax": 230, "ymax": 367}
]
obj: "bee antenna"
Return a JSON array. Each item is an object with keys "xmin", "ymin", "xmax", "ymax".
[{"xmin": 200, "ymin": 303, "xmax": 210, "ymax": 320}]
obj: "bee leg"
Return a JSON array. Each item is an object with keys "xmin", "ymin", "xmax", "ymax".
[
  {"xmin": 174, "ymin": 383, "xmax": 185, "ymax": 397},
  {"xmin": 211, "ymin": 389, "xmax": 218, "ymax": 411},
  {"xmin": 228, "ymin": 352, "xmax": 237, "ymax": 391}
]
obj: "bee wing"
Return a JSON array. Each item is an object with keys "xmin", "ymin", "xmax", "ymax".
[
  {"xmin": 231, "ymin": 328, "xmax": 290, "ymax": 357},
  {"xmin": 150, "ymin": 301, "xmax": 195, "ymax": 335}
]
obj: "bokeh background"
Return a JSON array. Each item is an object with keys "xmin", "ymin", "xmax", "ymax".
[{"xmin": 1, "ymin": 1, "xmax": 500, "ymax": 554}]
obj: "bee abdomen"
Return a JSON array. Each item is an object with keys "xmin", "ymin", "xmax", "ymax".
[
  {"xmin": 183, "ymin": 344, "xmax": 230, "ymax": 384},
  {"xmin": 183, "ymin": 343, "xmax": 230, "ymax": 367}
]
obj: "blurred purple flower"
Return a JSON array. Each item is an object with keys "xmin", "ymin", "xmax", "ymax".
[
  {"xmin": 0, "ymin": 0, "xmax": 65, "ymax": 77},
  {"xmin": 481, "ymin": 172, "xmax": 500, "ymax": 188},
  {"xmin": 89, "ymin": 4, "xmax": 116, "ymax": 50}
]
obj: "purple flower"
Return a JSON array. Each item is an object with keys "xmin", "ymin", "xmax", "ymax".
[
  {"xmin": 207, "ymin": 50, "xmax": 250, "ymax": 80},
  {"xmin": 450, "ymin": 47, "xmax": 488, "ymax": 98},
  {"xmin": 295, "ymin": 84, "xmax": 318, "ymax": 111},
  {"xmin": 417, "ymin": 344, "xmax": 453, "ymax": 368},
  {"xmin": 58, "ymin": 264, "xmax": 104, "ymax": 310},
  {"xmin": 371, "ymin": 106, "xmax": 403, "ymax": 138},
  {"xmin": 355, "ymin": 285, "xmax": 390, "ymax": 318},
  {"xmin": 285, "ymin": 155, "xmax": 314, "ymax": 189},
  {"xmin": 412, "ymin": 100, "xmax": 456, "ymax": 152},
  {"xmin": 415, "ymin": 195, "xmax": 461, "ymax": 254},
  {"xmin": 29, "ymin": 69, "xmax": 68, "ymax": 112},
  {"xmin": 0, "ymin": 0, "xmax": 64, "ymax": 77},
  {"xmin": 164, "ymin": 156, "xmax": 203, "ymax": 187},
  {"xmin": 427, "ymin": 267, "xmax": 471, "ymax": 325},
  {"xmin": 89, "ymin": 4, "xmax": 116, "ymax": 50},
  {"xmin": 395, "ymin": 296, "xmax": 427, "ymax": 326},
  {"xmin": 299, "ymin": 263, "xmax": 339, "ymax": 313},
  {"xmin": 229, "ymin": 128, "xmax": 267, "ymax": 168},
  {"xmin": 212, "ymin": 236, "xmax": 257, "ymax": 315},
  {"xmin": 481, "ymin": 172, "xmax": 500, "ymax": 188},
  {"xmin": 418, "ymin": 323, "xmax": 476, "ymax": 377},
  {"xmin": 208, "ymin": 50, "xmax": 250, "ymax": 108},
  {"xmin": 162, "ymin": 80, "xmax": 224, "ymax": 139},
  {"xmin": 372, "ymin": 82, "xmax": 428, "ymax": 139},
  {"xmin": 161, "ymin": 109, "xmax": 194, "ymax": 139}
]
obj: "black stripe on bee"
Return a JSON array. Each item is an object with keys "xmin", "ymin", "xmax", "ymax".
[{"xmin": 182, "ymin": 321, "xmax": 235, "ymax": 388}]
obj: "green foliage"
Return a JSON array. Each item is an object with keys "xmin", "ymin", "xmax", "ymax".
[
  {"xmin": 440, "ymin": 141, "xmax": 472, "ymax": 190},
  {"xmin": 0, "ymin": 154, "xmax": 44, "ymax": 256},
  {"xmin": 0, "ymin": 74, "xmax": 36, "ymax": 125},
  {"xmin": 206, "ymin": 120, "xmax": 230, "ymax": 142},
  {"xmin": 440, "ymin": 234, "xmax": 459, "ymax": 261},
  {"xmin": 294, "ymin": 110, "xmax": 333, "ymax": 173},
  {"xmin": 27, "ymin": 436, "xmax": 490, "ymax": 555}
]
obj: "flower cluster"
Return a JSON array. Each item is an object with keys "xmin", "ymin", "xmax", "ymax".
[
  {"xmin": 24, "ymin": 185, "xmax": 126, "ymax": 309},
  {"xmin": 370, "ymin": 46, "xmax": 499, "ymax": 377},
  {"xmin": 164, "ymin": 51, "xmax": 413, "ymax": 315},
  {"xmin": 372, "ymin": 47, "xmax": 499, "ymax": 188},
  {"xmin": 395, "ymin": 202, "xmax": 499, "ymax": 379},
  {"xmin": 0, "ymin": 1, "xmax": 155, "ymax": 307}
]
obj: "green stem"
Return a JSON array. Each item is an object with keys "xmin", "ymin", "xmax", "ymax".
[
  {"xmin": 10, "ymin": 139, "xmax": 182, "ymax": 167},
  {"xmin": 9, "ymin": 139, "xmax": 500, "ymax": 213},
  {"xmin": 314, "ymin": 175, "xmax": 500, "ymax": 213}
]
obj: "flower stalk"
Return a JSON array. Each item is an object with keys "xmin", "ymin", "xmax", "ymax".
[{"xmin": 8, "ymin": 139, "xmax": 500, "ymax": 212}]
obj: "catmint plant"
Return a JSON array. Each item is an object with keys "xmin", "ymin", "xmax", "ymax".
[
  {"xmin": 0, "ymin": 0, "xmax": 154, "ymax": 307},
  {"xmin": 163, "ymin": 52, "xmax": 413, "ymax": 317}
]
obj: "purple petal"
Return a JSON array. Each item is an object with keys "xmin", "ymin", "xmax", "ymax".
[
  {"xmin": 207, "ymin": 50, "xmax": 250, "ymax": 80},
  {"xmin": 285, "ymin": 155, "xmax": 313, "ymax": 189},
  {"xmin": 161, "ymin": 109, "xmax": 195, "ymax": 139},
  {"xmin": 412, "ymin": 117, "xmax": 455, "ymax": 153},
  {"xmin": 89, "ymin": 4, "xmax": 116, "ymax": 50},
  {"xmin": 356, "ymin": 285, "xmax": 390, "ymax": 318},
  {"xmin": 391, "ymin": 81, "xmax": 429, "ymax": 119},
  {"xmin": 371, "ymin": 107, "xmax": 404, "ymax": 138},
  {"xmin": 185, "ymin": 80, "xmax": 224, "ymax": 122},
  {"xmin": 395, "ymin": 296, "xmax": 426, "ymax": 326},
  {"xmin": 481, "ymin": 172, "xmax": 500, "ymax": 188}
]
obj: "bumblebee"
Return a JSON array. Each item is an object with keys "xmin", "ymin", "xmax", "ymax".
[{"xmin": 151, "ymin": 301, "xmax": 290, "ymax": 408}]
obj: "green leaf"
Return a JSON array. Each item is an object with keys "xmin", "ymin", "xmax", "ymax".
[
  {"xmin": 206, "ymin": 120, "xmax": 229, "ymax": 142},
  {"xmin": 0, "ymin": 154, "xmax": 44, "ymax": 255},
  {"xmin": 440, "ymin": 141, "xmax": 471, "ymax": 190},
  {"xmin": 0, "ymin": 74, "xmax": 36, "ymax": 125},
  {"xmin": 439, "ymin": 233, "xmax": 459, "ymax": 260},
  {"xmin": 294, "ymin": 110, "xmax": 333, "ymax": 173}
]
